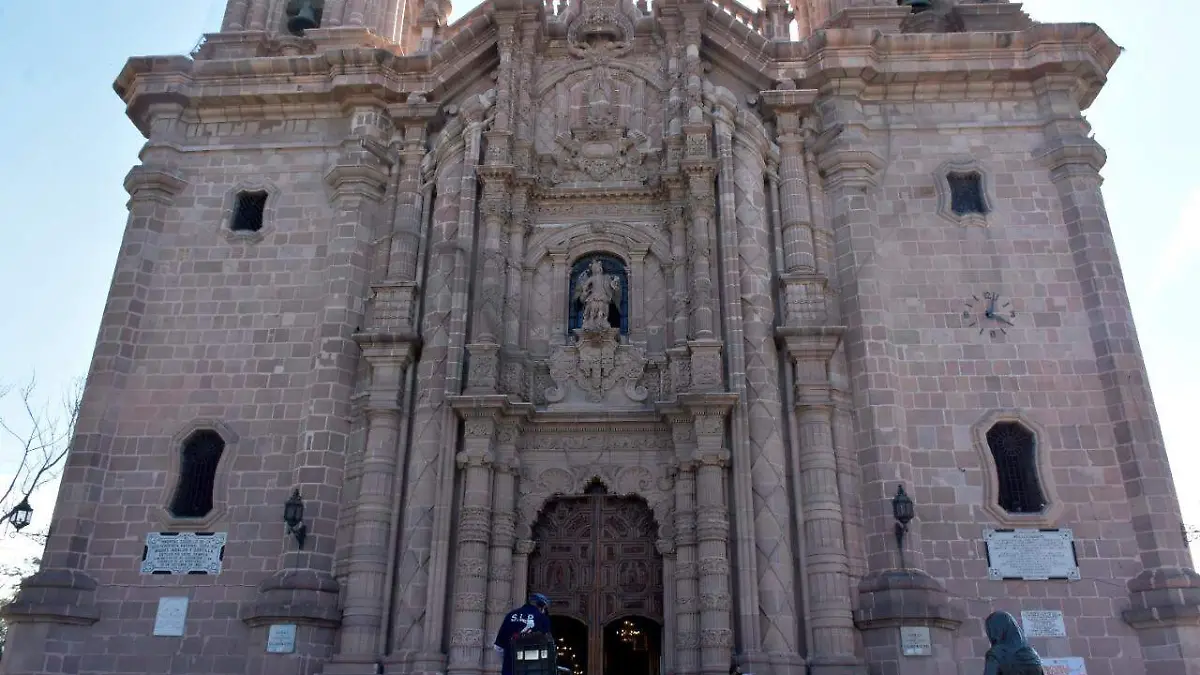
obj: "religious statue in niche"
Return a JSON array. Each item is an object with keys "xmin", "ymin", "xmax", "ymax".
[
  {"xmin": 575, "ymin": 258, "xmax": 623, "ymax": 332},
  {"xmin": 546, "ymin": 255, "xmax": 647, "ymax": 405}
]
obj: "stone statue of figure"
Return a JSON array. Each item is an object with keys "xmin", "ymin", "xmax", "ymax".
[
  {"xmin": 574, "ymin": 259, "xmax": 621, "ymax": 331},
  {"xmin": 983, "ymin": 611, "xmax": 1045, "ymax": 675}
]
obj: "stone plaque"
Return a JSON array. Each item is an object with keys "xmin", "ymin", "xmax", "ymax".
[
  {"xmin": 1043, "ymin": 657, "xmax": 1087, "ymax": 675},
  {"xmin": 141, "ymin": 531, "xmax": 227, "ymax": 575},
  {"xmin": 152, "ymin": 596, "xmax": 189, "ymax": 636},
  {"xmin": 267, "ymin": 624, "xmax": 297, "ymax": 654},
  {"xmin": 899, "ymin": 626, "xmax": 932, "ymax": 657},
  {"xmin": 1021, "ymin": 610, "xmax": 1067, "ymax": 637},
  {"xmin": 984, "ymin": 528, "xmax": 1080, "ymax": 581}
]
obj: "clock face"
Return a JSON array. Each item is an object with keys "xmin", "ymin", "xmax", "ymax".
[{"xmin": 962, "ymin": 291, "xmax": 1017, "ymax": 338}]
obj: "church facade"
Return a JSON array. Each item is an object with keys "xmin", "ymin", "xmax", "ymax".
[{"xmin": 5, "ymin": 1, "xmax": 1199, "ymax": 675}]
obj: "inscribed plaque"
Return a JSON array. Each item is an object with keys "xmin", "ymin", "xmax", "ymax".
[
  {"xmin": 1021, "ymin": 610, "xmax": 1067, "ymax": 637},
  {"xmin": 899, "ymin": 626, "xmax": 932, "ymax": 657},
  {"xmin": 1043, "ymin": 657, "xmax": 1087, "ymax": 675},
  {"xmin": 267, "ymin": 624, "xmax": 297, "ymax": 654},
  {"xmin": 152, "ymin": 596, "xmax": 189, "ymax": 636},
  {"xmin": 141, "ymin": 531, "xmax": 227, "ymax": 575},
  {"xmin": 984, "ymin": 529, "xmax": 1080, "ymax": 581}
]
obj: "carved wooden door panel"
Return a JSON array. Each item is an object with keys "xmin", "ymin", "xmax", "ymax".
[{"xmin": 529, "ymin": 491, "xmax": 662, "ymax": 675}]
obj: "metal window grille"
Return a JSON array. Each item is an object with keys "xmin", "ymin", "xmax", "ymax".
[
  {"xmin": 169, "ymin": 430, "xmax": 226, "ymax": 518},
  {"xmin": 985, "ymin": 422, "xmax": 1046, "ymax": 514},
  {"xmin": 947, "ymin": 172, "xmax": 987, "ymax": 216},
  {"xmin": 232, "ymin": 191, "xmax": 269, "ymax": 232}
]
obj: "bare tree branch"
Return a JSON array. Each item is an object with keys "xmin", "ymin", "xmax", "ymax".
[{"xmin": 0, "ymin": 375, "xmax": 83, "ymax": 537}]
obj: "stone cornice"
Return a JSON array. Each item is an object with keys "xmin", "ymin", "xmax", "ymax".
[{"xmin": 115, "ymin": 18, "xmax": 1119, "ymax": 137}]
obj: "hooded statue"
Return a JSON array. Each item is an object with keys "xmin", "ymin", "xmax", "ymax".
[{"xmin": 983, "ymin": 611, "xmax": 1045, "ymax": 675}]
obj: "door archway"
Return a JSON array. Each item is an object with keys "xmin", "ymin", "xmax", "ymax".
[{"xmin": 528, "ymin": 481, "xmax": 663, "ymax": 675}]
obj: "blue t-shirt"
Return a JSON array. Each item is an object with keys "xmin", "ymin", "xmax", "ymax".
[{"xmin": 494, "ymin": 603, "xmax": 552, "ymax": 650}]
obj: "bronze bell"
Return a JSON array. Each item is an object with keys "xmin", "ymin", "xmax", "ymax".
[{"xmin": 287, "ymin": 0, "xmax": 320, "ymax": 35}]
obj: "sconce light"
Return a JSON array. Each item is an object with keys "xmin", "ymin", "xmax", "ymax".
[
  {"xmin": 283, "ymin": 488, "xmax": 308, "ymax": 550},
  {"xmin": 891, "ymin": 484, "xmax": 915, "ymax": 569},
  {"xmin": 6, "ymin": 497, "xmax": 33, "ymax": 532}
]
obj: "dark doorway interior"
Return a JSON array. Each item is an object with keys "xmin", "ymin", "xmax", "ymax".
[
  {"xmin": 602, "ymin": 616, "xmax": 661, "ymax": 675},
  {"xmin": 553, "ymin": 615, "xmax": 588, "ymax": 675}
]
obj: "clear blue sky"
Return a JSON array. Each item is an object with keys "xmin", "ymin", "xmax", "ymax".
[{"xmin": 0, "ymin": 1, "xmax": 1195, "ymax": 568}]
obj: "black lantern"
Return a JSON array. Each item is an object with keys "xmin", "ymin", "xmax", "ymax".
[
  {"xmin": 7, "ymin": 497, "xmax": 32, "ymax": 532},
  {"xmin": 283, "ymin": 488, "xmax": 308, "ymax": 549},
  {"xmin": 898, "ymin": 0, "xmax": 932, "ymax": 12},
  {"xmin": 891, "ymin": 484, "xmax": 914, "ymax": 568}
]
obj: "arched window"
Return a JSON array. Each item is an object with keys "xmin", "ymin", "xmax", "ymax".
[
  {"xmin": 985, "ymin": 421, "xmax": 1046, "ymax": 514},
  {"xmin": 169, "ymin": 429, "xmax": 226, "ymax": 519},
  {"xmin": 568, "ymin": 254, "xmax": 629, "ymax": 335}
]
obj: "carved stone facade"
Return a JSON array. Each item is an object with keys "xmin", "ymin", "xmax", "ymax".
[{"xmin": 6, "ymin": 2, "xmax": 1198, "ymax": 675}]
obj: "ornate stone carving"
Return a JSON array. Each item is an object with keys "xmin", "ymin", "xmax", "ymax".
[
  {"xmin": 450, "ymin": 628, "xmax": 485, "ymax": 647},
  {"xmin": 697, "ymin": 556, "xmax": 730, "ymax": 576},
  {"xmin": 545, "ymin": 328, "xmax": 649, "ymax": 404},
  {"xmin": 515, "ymin": 464, "xmax": 674, "ymax": 542},
  {"xmin": 699, "ymin": 592, "xmax": 731, "ymax": 611},
  {"xmin": 700, "ymin": 629, "xmax": 734, "ymax": 648},
  {"xmin": 677, "ymin": 630, "xmax": 700, "ymax": 649},
  {"xmin": 454, "ymin": 592, "xmax": 487, "ymax": 612}
]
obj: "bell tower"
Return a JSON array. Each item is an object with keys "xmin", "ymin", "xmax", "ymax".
[{"xmin": 213, "ymin": 0, "xmax": 435, "ymax": 55}]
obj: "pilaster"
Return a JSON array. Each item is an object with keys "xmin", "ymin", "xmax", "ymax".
[
  {"xmin": 778, "ymin": 328, "xmax": 863, "ymax": 675},
  {"xmin": 1032, "ymin": 75, "xmax": 1200, "ymax": 674},
  {"xmin": 327, "ymin": 334, "xmax": 415, "ymax": 674},
  {"xmin": 680, "ymin": 394, "xmax": 737, "ymax": 675}
]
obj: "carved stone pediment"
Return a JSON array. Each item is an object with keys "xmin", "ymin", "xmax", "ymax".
[
  {"xmin": 546, "ymin": 327, "xmax": 648, "ymax": 405},
  {"xmin": 537, "ymin": 116, "xmax": 658, "ymax": 188}
]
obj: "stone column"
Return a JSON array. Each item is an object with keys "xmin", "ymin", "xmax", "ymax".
[
  {"xmin": 548, "ymin": 248, "xmax": 570, "ymax": 345},
  {"xmin": 690, "ymin": 408, "xmax": 734, "ymax": 675},
  {"xmin": 729, "ymin": 121, "xmax": 804, "ymax": 674},
  {"xmin": 670, "ymin": 415, "xmax": 701, "ymax": 675},
  {"xmin": 447, "ymin": 413, "xmax": 497, "ymax": 675},
  {"xmin": 776, "ymin": 111, "xmax": 816, "ymax": 274},
  {"xmin": 1031, "ymin": 76, "xmax": 1200, "ymax": 673},
  {"xmin": 511, "ymin": 539, "xmax": 535, "ymax": 607},
  {"xmin": 3, "ymin": 157, "xmax": 187, "ymax": 665},
  {"xmin": 782, "ymin": 332, "xmax": 860, "ymax": 675},
  {"xmin": 484, "ymin": 422, "xmax": 521, "ymax": 675},
  {"xmin": 814, "ymin": 88, "xmax": 961, "ymax": 664},
  {"xmin": 465, "ymin": 169, "xmax": 513, "ymax": 395},
  {"xmin": 503, "ymin": 189, "xmax": 531, "ymax": 350},
  {"xmin": 682, "ymin": 165, "xmax": 718, "ymax": 342},
  {"xmin": 629, "ymin": 245, "xmax": 650, "ymax": 346},
  {"xmin": 330, "ymin": 338, "xmax": 415, "ymax": 673},
  {"xmin": 389, "ymin": 139, "xmax": 467, "ymax": 671},
  {"xmin": 222, "ymin": 0, "xmax": 250, "ymax": 29}
]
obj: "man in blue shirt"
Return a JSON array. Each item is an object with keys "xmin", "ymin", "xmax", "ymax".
[{"xmin": 494, "ymin": 593, "xmax": 553, "ymax": 675}]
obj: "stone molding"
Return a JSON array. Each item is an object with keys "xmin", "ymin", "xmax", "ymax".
[
  {"xmin": 514, "ymin": 460, "xmax": 674, "ymax": 542},
  {"xmin": 854, "ymin": 569, "xmax": 963, "ymax": 631},
  {"xmin": 219, "ymin": 176, "xmax": 282, "ymax": 244},
  {"xmin": 971, "ymin": 408, "xmax": 1064, "ymax": 528},
  {"xmin": 157, "ymin": 417, "xmax": 241, "ymax": 531},
  {"xmin": 1123, "ymin": 567, "xmax": 1200, "ymax": 630},
  {"xmin": 240, "ymin": 569, "xmax": 342, "ymax": 628},
  {"xmin": 933, "ymin": 157, "xmax": 994, "ymax": 228},
  {"xmin": 1, "ymin": 569, "xmax": 100, "ymax": 627},
  {"xmin": 114, "ymin": 24, "xmax": 1120, "ymax": 137}
]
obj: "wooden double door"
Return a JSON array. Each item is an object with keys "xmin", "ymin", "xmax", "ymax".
[{"xmin": 528, "ymin": 485, "xmax": 664, "ymax": 675}]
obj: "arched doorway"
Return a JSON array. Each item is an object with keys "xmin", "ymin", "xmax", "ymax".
[{"xmin": 529, "ymin": 481, "xmax": 663, "ymax": 675}]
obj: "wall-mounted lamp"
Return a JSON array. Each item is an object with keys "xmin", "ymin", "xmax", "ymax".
[
  {"xmin": 898, "ymin": 0, "xmax": 932, "ymax": 12},
  {"xmin": 5, "ymin": 497, "xmax": 33, "ymax": 532},
  {"xmin": 283, "ymin": 488, "xmax": 308, "ymax": 550},
  {"xmin": 891, "ymin": 484, "xmax": 915, "ymax": 569}
]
